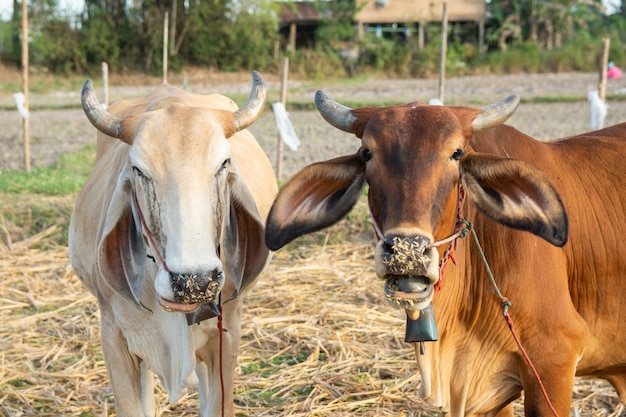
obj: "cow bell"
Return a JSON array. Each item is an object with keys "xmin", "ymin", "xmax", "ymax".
[{"xmin": 405, "ymin": 304, "xmax": 438, "ymax": 355}]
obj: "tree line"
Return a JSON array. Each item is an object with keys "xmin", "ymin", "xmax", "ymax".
[{"xmin": 0, "ymin": 0, "xmax": 624, "ymax": 78}]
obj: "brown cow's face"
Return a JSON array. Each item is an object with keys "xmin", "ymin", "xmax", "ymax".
[
  {"xmin": 266, "ymin": 92, "xmax": 566, "ymax": 318},
  {"xmin": 356, "ymin": 104, "xmax": 470, "ymax": 311}
]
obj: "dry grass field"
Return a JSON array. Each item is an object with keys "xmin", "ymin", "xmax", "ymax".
[
  {"xmin": 1, "ymin": 226, "xmax": 624, "ymax": 416},
  {"xmin": 2, "ymin": 70, "xmax": 626, "ymax": 416}
]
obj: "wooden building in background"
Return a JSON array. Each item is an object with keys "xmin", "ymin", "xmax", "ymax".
[
  {"xmin": 355, "ymin": 0, "xmax": 485, "ymax": 49},
  {"xmin": 278, "ymin": 0, "xmax": 486, "ymax": 53},
  {"xmin": 356, "ymin": 0, "xmax": 484, "ymax": 25}
]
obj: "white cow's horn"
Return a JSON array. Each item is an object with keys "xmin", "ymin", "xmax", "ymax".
[
  {"xmin": 81, "ymin": 79, "xmax": 123, "ymax": 139},
  {"xmin": 233, "ymin": 70, "xmax": 268, "ymax": 132},
  {"xmin": 314, "ymin": 90, "xmax": 357, "ymax": 133},
  {"xmin": 473, "ymin": 95, "xmax": 520, "ymax": 132}
]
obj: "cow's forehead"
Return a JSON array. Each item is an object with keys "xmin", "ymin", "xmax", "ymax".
[
  {"xmin": 129, "ymin": 106, "xmax": 231, "ymax": 173},
  {"xmin": 361, "ymin": 104, "xmax": 467, "ymax": 149}
]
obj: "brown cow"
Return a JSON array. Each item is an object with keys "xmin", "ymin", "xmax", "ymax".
[
  {"xmin": 265, "ymin": 92, "xmax": 626, "ymax": 416},
  {"xmin": 69, "ymin": 71, "xmax": 277, "ymax": 416}
]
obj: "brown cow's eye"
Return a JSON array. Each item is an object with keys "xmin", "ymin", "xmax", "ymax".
[
  {"xmin": 360, "ymin": 148, "xmax": 373, "ymax": 162},
  {"xmin": 451, "ymin": 149, "xmax": 464, "ymax": 160}
]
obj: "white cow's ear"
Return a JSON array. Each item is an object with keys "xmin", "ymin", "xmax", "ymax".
[
  {"xmin": 221, "ymin": 170, "xmax": 271, "ymax": 301},
  {"xmin": 264, "ymin": 154, "xmax": 366, "ymax": 251},
  {"xmin": 461, "ymin": 152, "xmax": 568, "ymax": 247},
  {"xmin": 97, "ymin": 176, "xmax": 147, "ymax": 306}
]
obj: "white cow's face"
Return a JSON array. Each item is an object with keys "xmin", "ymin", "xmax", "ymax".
[
  {"xmin": 128, "ymin": 108, "xmax": 232, "ymax": 312},
  {"xmin": 80, "ymin": 71, "xmax": 269, "ymax": 312}
]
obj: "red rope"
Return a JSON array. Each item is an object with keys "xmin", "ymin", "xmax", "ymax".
[{"xmin": 217, "ymin": 306, "xmax": 228, "ymax": 417}]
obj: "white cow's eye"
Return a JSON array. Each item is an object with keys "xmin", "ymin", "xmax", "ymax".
[
  {"xmin": 133, "ymin": 167, "xmax": 150, "ymax": 180},
  {"xmin": 219, "ymin": 158, "xmax": 231, "ymax": 173},
  {"xmin": 133, "ymin": 166, "xmax": 147, "ymax": 178}
]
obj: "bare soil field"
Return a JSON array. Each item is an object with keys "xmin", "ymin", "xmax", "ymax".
[
  {"xmin": 2, "ymin": 71, "xmax": 626, "ymax": 177},
  {"xmin": 2, "ymin": 72, "xmax": 626, "ymax": 416}
]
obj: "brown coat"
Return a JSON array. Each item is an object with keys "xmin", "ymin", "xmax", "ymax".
[{"xmin": 266, "ymin": 93, "xmax": 626, "ymax": 416}]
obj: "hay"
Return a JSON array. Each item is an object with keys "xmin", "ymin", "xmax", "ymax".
[{"xmin": 0, "ymin": 235, "xmax": 623, "ymax": 416}]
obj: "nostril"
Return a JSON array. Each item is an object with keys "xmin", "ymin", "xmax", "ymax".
[
  {"xmin": 170, "ymin": 270, "xmax": 223, "ymax": 304},
  {"xmin": 383, "ymin": 234, "xmax": 397, "ymax": 252}
]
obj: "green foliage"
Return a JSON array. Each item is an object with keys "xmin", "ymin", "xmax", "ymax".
[
  {"xmin": 314, "ymin": 0, "xmax": 359, "ymax": 44},
  {"xmin": 289, "ymin": 47, "xmax": 346, "ymax": 80},
  {"xmin": 487, "ymin": 41, "xmax": 543, "ymax": 73},
  {"xmin": 180, "ymin": 0, "xmax": 279, "ymax": 71},
  {"xmin": 0, "ymin": 19, "xmax": 19, "ymax": 66},
  {"xmin": 0, "ymin": 144, "xmax": 95, "ymax": 195},
  {"xmin": 485, "ymin": 0, "xmax": 605, "ymax": 52},
  {"xmin": 25, "ymin": 0, "xmax": 78, "ymax": 73},
  {"xmin": 1, "ymin": 0, "xmax": 626, "ymax": 80},
  {"xmin": 30, "ymin": 19, "xmax": 79, "ymax": 73},
  {"xmin": 487, "ymin": 34, "xmax": 626, "ymax": 74}
]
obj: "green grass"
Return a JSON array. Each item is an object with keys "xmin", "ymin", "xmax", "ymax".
[
  {"xmin": 0, "ymin": 144, "xmax": 95, "ymax": 247},
  {"xmin": 0, "ymin": 144, "xmax": 95, "ymax": 195}
]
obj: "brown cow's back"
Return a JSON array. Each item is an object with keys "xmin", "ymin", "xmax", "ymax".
[{"xmin": 473, "ymin": 123, "xmax": 626, "ymax": 379}]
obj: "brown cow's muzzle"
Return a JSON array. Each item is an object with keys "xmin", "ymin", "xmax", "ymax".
[
  {"xmin": 159, "ymin": 269, "xmax": 224, "ymax": 313},
  {"xmin": 375, "ymin": 234, "xmax": 440, "ymax": 312}
]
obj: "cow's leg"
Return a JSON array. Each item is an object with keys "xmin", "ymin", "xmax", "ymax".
[
  {"xmin": 518, "ymin": 327, "xmax": 585, "ymax": 416},
  {"xmin": 100, "ymin": 322, "xmax": 149, "ymax": 416},
  {"xmin": 604, "ymin": 375, "xmax": 626, "ymax": 405},
  {"xmin": 522, "ymin": 377, "xmax": 574, "ymax": 417},
  {"xmin": 196, "ymin": 362, "xmax": 210, "ymax": 417},
  {"xmin": 140, "ymin": 361, "xmax": 156, "ymax": 416}
]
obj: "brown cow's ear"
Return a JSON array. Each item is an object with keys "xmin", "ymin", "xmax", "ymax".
[
  {"xmin": 265, "ymin": 155, "xmax": 366, "ymax": 251},
  {"xmin": 221, "ymin": 170, "xmax": 270, "ymax": 301},
  {"xmin": 461, "ymin": 153, "xmax": 568, "ymax": 247},
  {"xmin": 97, "ymin": 177, "xmax": 147, "ymax": 306}
]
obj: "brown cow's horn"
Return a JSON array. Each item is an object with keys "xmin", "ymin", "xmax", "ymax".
[
  {"xmin": 472, "ymin": 95, "xmax": 520, "ymax": 132},
  {"xmin": 233, "ymin": 70, "xmax": 267, "ymax": 132},
  {"xmin": 314, "ymin": 90, "xmax": 357, "ymax": 133},
  {"xmin": 81, "ymin": 79, "xmax": 123, "ymax": 139}
]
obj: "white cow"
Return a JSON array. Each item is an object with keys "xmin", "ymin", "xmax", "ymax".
[{"xmin": 69, "ymin": 71, "xmax": 277, "ymax": 416}]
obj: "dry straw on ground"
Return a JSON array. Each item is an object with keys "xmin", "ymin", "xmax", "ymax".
[{"xmin": 1, "ymin": 231, "xmax": 624, "ymax": 416}]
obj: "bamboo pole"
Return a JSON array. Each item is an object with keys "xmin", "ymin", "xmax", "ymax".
[
  {"xmin": 170, "ymin": 0, "xmax": 177, "ymax": 56},
  {"xmin": 276, "ymin": 57, "xmax": 289, "ymax": 181},
  {"xmin": 101, "ymin": 61, "xmax": 109, "ymax": 107},
  {"xmin": 21, "ymin": 0, "xmax": 30, "ymax": 172},
  {"xmin": 438, "ymin": 2, "xmax": 448, "ymax": 104},
  {"xmin": 163, "ymin": 12, "xmax": 168, "ymax": 84},
  {"xmin": 598, "ymin": 37, "xmax": 610, "ymax": 102},
  {"xmin": 597, "ymin": 37, "xmax": 610, "ymax": 130}
]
